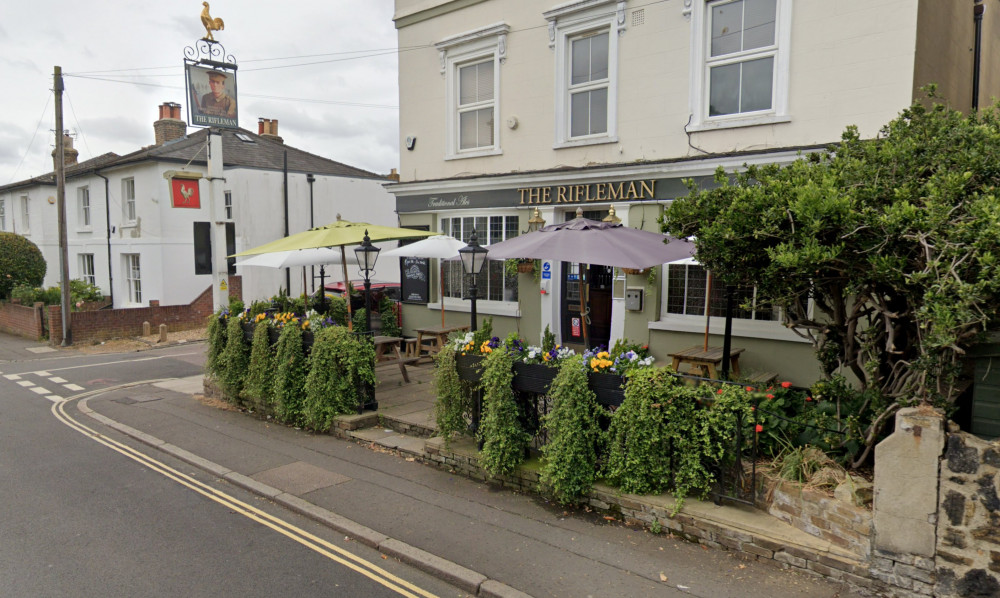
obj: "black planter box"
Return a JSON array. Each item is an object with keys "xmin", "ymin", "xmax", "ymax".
[
  {"xmin": 267, "ymin": 326, "xmax": 282, "ymax": 346},
  {"xmin": 513, "ymin": 362, "xmax": 559, "ymax": 394},
  {"xmin": 589, "ymin": 372, "xmax": 626, "ymax": 408},
  {"xmin": 455, "ymin": 354, "xmax": 485, "ymax": 383},
  {"xmin": 241, "ymin": 321, "xmax": 256, "ymax": 343}
]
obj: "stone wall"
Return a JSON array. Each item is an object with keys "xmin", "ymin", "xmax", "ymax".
[
  {"xmin": 934, "ymin": 429, "xmax": 1000, "ymax": 597},
  {"xmin": 764, "ymin": 476, "xmax": 873, "ymax": 559}
]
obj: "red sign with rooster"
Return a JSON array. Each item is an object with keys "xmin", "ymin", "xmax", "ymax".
[{"xmin": 171, "ymin": 178, "xmax": 201, "ymax": 209}]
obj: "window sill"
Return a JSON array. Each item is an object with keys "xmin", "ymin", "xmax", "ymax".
[
  {"xmin": 686, "ymin": 114, "xmax": 791, "ymax": 133},
  {"xmin": 76, "ymin": 228, "xmax": 93, "ymax": 234},
  {"xmin": 436, "ymin": 300, "xmax": 520, "ymax": 318},
  {"xmin": 649, "ymin": 316, "xmax": 809, "ymax": 343},
  {"xmin": 445, "ymin": 147, "xmax": 502, "ymax": 161},
  {"xmin": 553, "ymin": 135, "xmax": 618, "ymax": 150}
]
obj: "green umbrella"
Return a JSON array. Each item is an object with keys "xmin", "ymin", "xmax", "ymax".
[
  {"xmin": 233, "ymin": 219, "xmax": 436, "ymax": 330},
  {"xmin": 233, "ymin": 220, "xmax": 436, "ymax": 256}
]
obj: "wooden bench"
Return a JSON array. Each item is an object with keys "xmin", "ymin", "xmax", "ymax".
[
  {"xmin": 746, "ymin": 371, "xmax": 779, "ymax": 387},
  {"xmin": 374, "ymin": 336, "xmax": 419, "ymax": 383}
]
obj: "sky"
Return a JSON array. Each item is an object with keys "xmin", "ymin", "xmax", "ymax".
[{"xmin": 0, "ymin": 1, "xmax": 400, "ymax": 184}]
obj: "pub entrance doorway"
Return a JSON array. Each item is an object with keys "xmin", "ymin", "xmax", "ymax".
[{"xmin": 559, "ymin": 209, "xmax": 614, "ymax": 349}]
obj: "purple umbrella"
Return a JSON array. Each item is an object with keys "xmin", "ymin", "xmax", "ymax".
[
  {"xmin": 483, "ymin": 217, "xmax": 694, "ymax": 269},
  {"xmin": 483, "ymin": 218, "xmax": 694, "ymax": 346}
]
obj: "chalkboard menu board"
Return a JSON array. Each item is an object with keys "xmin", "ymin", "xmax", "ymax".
[
  {"xmin": 401, "ymin": 256, "xmax": 430, "ymax": 304},
  {"xmin": 399, "ymin": 225, "xmax": 431, "ymax": 304}
]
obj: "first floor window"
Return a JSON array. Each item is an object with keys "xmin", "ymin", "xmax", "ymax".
[
  {"xmin": 458, "ymin": 59, "xmax": 495, "ymax": 150},
  {"xmin": 440, "ymin": 215, "xmax": 519, "ymax": 303},
  {"xmin": 78, "ymin": 186, "xmax": 91, "ymax": 228},
  {"xmin": 122, "ymin": 178, "xmax": 136, "ymax": 223},
  {"xmin": 664, "ymin": 261, "xmax": 777, "ymax": 322},
  {"xmin": 125, "ymin": 254, "xmax": 142, "ymax": 304},
  {"xmin": 569, "ymin": 30, "xmax": 610, "ymax": 138},
  {"xmin": 0, "ymin": 198, "xmax": 5, "ymax": 230},
  {"xmin": 21, "ymin": 195, "xmax": 30, "ymax": 232},
  {"xmin": 224, "ymin": 191, "xmax": 233, "ymax": 220},
  {"xmin": 79, "ymin": 254, "xmax": 96, "ymax": 286}
]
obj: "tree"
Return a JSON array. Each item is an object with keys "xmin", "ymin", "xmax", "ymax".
[
  {"xmin": 0, "ymin": 233, "xmax": 46, "ymax": 300},
  {"xmin": 662, "ymin": 95, "xmax": 1000, "ymax": 465}
]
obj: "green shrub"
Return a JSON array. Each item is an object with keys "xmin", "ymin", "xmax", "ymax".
[
  {"xmin": 273, "ymin": 324, "xmax": 309, "ymax": 427},
  {"xmin": 0, "ymin": 233, "xmax": 46, "ymax": 300},
  {"xmin": 10, "ymin": 284, "xmax": 38, "ymax": 304},
  {"xmin": 247, "ymin": 300, "xmax": 271, "ymax": 319},
  {"xmin": 228, "ymin": 298, "xmax": 245, "ymax": 316},
  {"xmin": 327, "ymin": 295, "xmax": 348, "ymax": 326},
  {"xmin": 9, "ymin": 279, "xmax": 103, "ymax": 308},
  {"xmin": 352, "ymin": 308, "xmax": 368, "ymax": 332},
  {"xmin": 432, "ymin": 344, "xmax": 471, "ymax": 445},
  {"xmin": 243, "ymin": 322, "xmax": 276, "ymax": 416},
  {"xmin": 205, "ymin": 312, "xmax": 228, "ymax": 379},
  {"xmin": 217, "ymin": 316, "xmax": 250, "ymax": 403},
  {"xmin": 477, "ymin": 347, "xmax": 529, "ymax": 478},
  {"xmin": 540, "ymin": 355, "xmax": 603, "ymax": 504},
  {"xmin": 379, "ymin": 297, "xmax": 401, "ymax": 337},
  {"xmin": 302, "ymin": 327, "xmax": 377, "ymax": 431}
]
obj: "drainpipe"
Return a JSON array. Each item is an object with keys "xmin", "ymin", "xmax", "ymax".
[
  {"xmin": 973, "ymin": 0, "xmax": 984, "ymax": 111},
  {"xmin": 95, "ymin": 171, "xmax": 114, "ymax": 306},
  {"xmin": 283, "ymin": 151, "xmax": 290, "ymax": 294},
  {"xmin": 306, "ymin": 173, "xmax": 315, "ymax": 293}
]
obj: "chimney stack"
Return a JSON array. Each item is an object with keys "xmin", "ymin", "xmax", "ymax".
[
  {"xmin": 154, "ymin": 102, "xmax": 186, "ymax": 145},
  {"xmin": 52, "ymin": 132, "xmax": 78, "ymax": 169},
  {"xmin": 258, "ymin": 118, "xmax": 284, "ymax": 144}
]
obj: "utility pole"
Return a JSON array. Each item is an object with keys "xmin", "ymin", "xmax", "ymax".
[
  {"xmin": 53, "ymin": 66, "xmax": 71, "ymax": 346},
  {"xmin": 207, "ymin": 131, "xmax": 228, "ymax": 312}
]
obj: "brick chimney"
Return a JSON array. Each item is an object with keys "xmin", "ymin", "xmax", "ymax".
[
  {"xmin": 154, "ymin": 102, "xmax": 187, "ymax": 145},
  {"xmin": 51, "ymin": 132, "xmax": 78, "ymax": 169},
  {"xmin": 258, "ymin": 118, "xmax": 284, "ymax": 144}
]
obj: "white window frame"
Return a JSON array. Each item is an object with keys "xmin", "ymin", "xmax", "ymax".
[
  {"xmin": 438, "ymin": 213, "xmax": 521, "ymax": 316},
  {"xmin": 124, "ymin": 253, "xmax": 142, "ymax": 305},
  {"xmin": 650, "ymin": 257, "xmax": 808, "ymax": 342},
  {"xmin": 78, "ymin": 186, "xmax": 91, "ymax": 230},
  {"xmin": 687, "ymin": 0, "xmax": 792, "ymax": 132},
  {"xmin": 79, "ymin": 253, "xmax": 96, "ymax": 286},
  {"xmin": 437, "ymin": 23, "xmax": 508, "ymax": 160},
  {"xmin": 546, "ymin": 0, "xmax": 625, "ymax": 148},
  {"xmin": 224, "ymin": 190, "xmax": 233, "ymax": 220},
  {"xmin": 0, "ymin": 198, "xmax": 6, "ymax": 231},
  {"xmin": 122, "ymin": 178, "xmax": 136, "ymax": 224},
  {"xmin": 20, "ymin": 195, "xmax": 30, "ymax": 233}
]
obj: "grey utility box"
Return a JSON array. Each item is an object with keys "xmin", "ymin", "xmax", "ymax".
[{"xmin": 624, "ymin": 288, "xmax": 643, "ymax": 311}]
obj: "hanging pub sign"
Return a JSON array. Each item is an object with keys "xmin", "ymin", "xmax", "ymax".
[
  {"xmin": 170, "ymin": 178, "xmax": 201, "ymax": 209},
  {"xmin": 186, "ymin": 64, "xmax": 238, "ymax": 128}
]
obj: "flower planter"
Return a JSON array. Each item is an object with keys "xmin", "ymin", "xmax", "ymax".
[
  {"xmin": 589, "ymin": 372, "xmax": 626, "ymax": 407},
  {"xmin": 241, "ymin": 321, "xmax": 255, "ymax": 343},
  {"xmin": 517, "ymin": 261, "xmax": 535, "ymax": 274},
  {"xmin": 512, "ymin": 362, "xmax": 559, "ymax": 394},
  {"xmin": 302, "ymin": 330, "xmax": 315, "ymax": 352},
  {"xmin": 267, "ymin": 326, "xmax": 282, "ymax": 346},
  {"xmin": 621, "ymin": 267, "xmax": 649, "ymax": 276},
  {"xmin": 455, "ymin": 354, "xmax": 485, "ymax": 383}
]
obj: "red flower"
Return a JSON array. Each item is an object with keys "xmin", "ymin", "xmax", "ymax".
[
  {"xmin": 766, "ymin": 394, "xmax": 775, "ymax": 399},
  {"xmin": 781, "ymin": 381, "xmax": 792, "ymax": 389},
  {"xmin": 745, "ymin": 386, "xmax": 754, "ymax": 392},
  {"xmin": 716, "ymin": 388, "xmax": 724, "ymax": 394},
  {"xmin": 750, "ymin": 406, "xmax": 756, "ymax": 411},
  {"xmin": 805, "ymin": 396, "xmax": 812, "ymax": 402},
  {"xmin": 755, "ymin": 424, "xmax": 763, "ymax": 433}
]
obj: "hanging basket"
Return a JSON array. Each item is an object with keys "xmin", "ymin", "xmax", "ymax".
[
  {"xmin": 517, "ymin": 261, "xmax": 536, "ymax": 274},
  {"xmin": 621, "ymin": 267, "xmax": 650, "ymax": 276}
]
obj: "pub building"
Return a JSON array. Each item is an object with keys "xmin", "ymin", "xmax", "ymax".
[{"xmin": 388, "ymin": 161, "xmax": 819, "ymax": 386}]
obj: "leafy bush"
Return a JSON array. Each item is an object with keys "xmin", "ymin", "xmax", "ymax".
[
  {"xmin": 0, "ymin": 233, "xmax": 46, "ymax": 300},
  {"xmin": 540, "ymin": 355, "xmax": 603, "ymax": 504},
  {"xmin": 247, "ymin": 300, "xmax": 270, "ymax": 318},
  {"xmin": 272, "ymin": 324, "xmax": 309, "ymax": 427},
  {"xmin": 327, "ymin": 295, "xmax": 348, "ymax": 326},
  {"xmin": 302, "ymin": 327, "xmax": 377, "ymax": 431},
  {"xmin": 205, "ymin": 312, "xmax": 228, "ymax": 379},
  {"xmin": 476, "ymin": 346, "xmax": 529, "ymax": 478},
  {"xmin": 9, "ymin": 279, "xmax": 103, "ymax": 308},
  {"xmin": 217, "ymin": 316, "xmax": 250, "ymax": 403},
  {"xmin": 379, "ymin": 297, "xmax": 401, "ymax": 337},
  {"xmin": 228, "ymin": 298, "xmax": 245, "ymax": 315},
  {"xmin": 243, "ymin": 322, "xmax": 276, "ymax": 416}
]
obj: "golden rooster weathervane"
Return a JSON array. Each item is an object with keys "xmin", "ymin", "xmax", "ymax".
[{"xmin": 201, "ymin": 2, "xmax": 225, "ymax": 41}]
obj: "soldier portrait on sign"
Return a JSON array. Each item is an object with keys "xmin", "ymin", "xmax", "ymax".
[{"xmin": 186, "ymin": 64, "xmax": 238, "ymax": 128}]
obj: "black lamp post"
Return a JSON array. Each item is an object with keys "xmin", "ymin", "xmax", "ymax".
[
  {"xmin": 354, "ymin": 230, "xmax": 380, "ymax": 333},
  {"xmin": 458, "ymin": 229, "xmax": 489, "ymax": 332}
]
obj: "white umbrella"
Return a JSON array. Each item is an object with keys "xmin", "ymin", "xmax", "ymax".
[
  {"xmin": 382, "ymin": 235, "xmax": 465, "ymax": 326},
  {"xmin": 234, "ymin": 247, "xmax": 345, "ymax": 269}
]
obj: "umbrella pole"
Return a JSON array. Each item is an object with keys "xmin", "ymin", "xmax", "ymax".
[
  {"xmin": 579, "ymin": 262, "xmax": 590, "ymax": 349},
  {"xmin": 340, "ymin": 246, "xmax": 354, "ymax": 331},
  {"xmin": 703, "ymin": 271, "xmax": 713, "ymax": 351},
  {"xmin": 439, "ymin": 262, "xmax": 446, "ymax": 328}
]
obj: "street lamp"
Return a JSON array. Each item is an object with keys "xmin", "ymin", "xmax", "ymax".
[
  {"xmin": 527, "ymin": 206, "xmax": 546, "ymax": 232},
  {"xmin": 458, "ymin": 229, "xmax": 489, "ymax": 332},
  {"xmin": 354, "ymin": 230, "xmax": 380, "ymax": 333}
]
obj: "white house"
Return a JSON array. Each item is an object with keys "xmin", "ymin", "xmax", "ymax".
[
  {"xmin": 387, "ymin": 0, "xmax": 1000, "ymax": 384},
  {"xmin": 0, "ymin": 103, "xmax": 399, "ymax": 309}
]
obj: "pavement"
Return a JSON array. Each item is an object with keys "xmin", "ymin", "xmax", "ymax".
[{"xmin": 3, "ymin": 332, "xmax": 868, "ymax": 597}]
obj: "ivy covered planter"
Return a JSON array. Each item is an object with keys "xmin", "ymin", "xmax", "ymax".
[
  {"xmin": 241, "ymin": 321, "xmax": 256, "ymax": 343},
  {"xmin": 302, "ymin": 330, "xmax": 315, "ymax": 352},
  {"xmin": 455, "ymin": 354, "xmax": 485, "ymax": 383},
  {"xmin": 512, "ymin": 362, "xmax": 559, "ymax": 394},
  {"xmin": 589, "ymin": 372, "xmax": 626, "ymax": 408},
  {"xmin": 268, "ymin": 326, "xmax": 282, "ymax": 345}
]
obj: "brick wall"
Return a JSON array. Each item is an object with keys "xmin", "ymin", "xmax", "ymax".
[
  {"xmin": 0, "ymin": 301, "xmax": 45, "ymax": 340},
  {"xmin": 48, "ymin": 276, "xmax": 242, "ymax": 345}
]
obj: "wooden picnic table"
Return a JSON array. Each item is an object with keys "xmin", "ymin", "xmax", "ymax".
[
  {"xmin": 374, "ymin": 335, "xmax": 417, "ymax": 383},
  {"xmin": 413, "ymin": 324, "xmax": 471, "ymax": 359},
  {"xmin": 668, "ymin": 345, "xmax": 744, "ymax": 380}
]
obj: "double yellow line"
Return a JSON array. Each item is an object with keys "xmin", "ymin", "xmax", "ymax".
[{"xmin": 52, "ymin": 381, "xmax": 439, "ymax": 598}]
